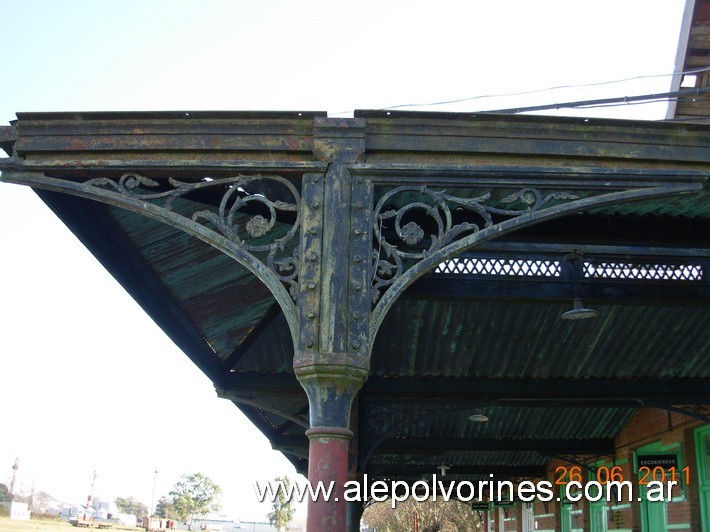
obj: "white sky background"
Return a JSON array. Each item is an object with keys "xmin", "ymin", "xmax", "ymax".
[{"xmin": 0, "ymin": 0, "xmax": 690, "ymax": 522}]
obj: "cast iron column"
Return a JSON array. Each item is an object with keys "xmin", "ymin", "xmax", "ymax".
[
  {"xmin": 345, "ymin": 499, "xmax": 364, "ymax": 532},
  {"xmin": 295, "ymin": 119, "xmax": 371, "ymax": 531},
  {"xmin": 294, "ymin": 357, "xmax": 367, "ymax": 530}
]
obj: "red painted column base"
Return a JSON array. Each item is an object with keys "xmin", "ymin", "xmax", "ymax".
[{"xmin": 306, "ymin": 427, "xmax": 352, "ymax": 532}]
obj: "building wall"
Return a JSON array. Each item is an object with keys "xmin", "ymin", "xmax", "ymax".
[
  {"xmin": 451, "ymin": 409, "xmax": 707, "ymax": 531},
  {"xmin": 1, "ymin": 501, "xmax": 30, "ymax": 520},
  {"xmin": 614, "ymin": 408, "xmax": 700, "ymax": 531},
  {"xmin": 541, "ymin": 408, "xmax": 708, "ymax": 531},
  {"xmin": 495, "ymin": 409, "xmax": 710, "ymax": 531}
]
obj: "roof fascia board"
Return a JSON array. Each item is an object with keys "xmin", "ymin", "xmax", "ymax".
[{"xmin": 667, "ymin": 0, "xmax": 698, "ymax": 119}]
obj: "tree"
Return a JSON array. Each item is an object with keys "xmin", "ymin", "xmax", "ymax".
[
  {"xmin": 266, "ymin": 476, "xmax": 295, "ymax": 532},
  {"xmin": 115, "ymin": 496, "xmax": 149, "ymax": 519},
  {"xmin": 363, "ymin": 498, "xmax": 480, "ymax": 532},
  {"xmin": 155, "ymin": 496, "xmax": 178, "ymax": 520},
  {"xmin": 0, "ymin": 484, "xmax": 9, "ymax": 502},
  {"xmin": 169, "ymin": 472, "xmax": 221, "ymax": 530}
]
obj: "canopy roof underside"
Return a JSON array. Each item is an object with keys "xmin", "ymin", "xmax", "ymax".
[{"xmin": 1, "ymin": 109, "xmax": 708, "ymax": 483}]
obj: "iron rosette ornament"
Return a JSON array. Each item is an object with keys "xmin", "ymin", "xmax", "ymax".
[
  {"xmin": 84, "ymin": 172, "xmax": 302, "ymax": 300},
  {"xmin": 371, "ymin": 185, "xmax": 578, "ymax": 302}
]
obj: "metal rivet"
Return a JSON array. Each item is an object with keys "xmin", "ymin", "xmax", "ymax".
[
  {"xmin": 312, "ymin": 176, "xmax": 320, "ymax": 183},
  {"xmin": 311, "ymin": 201, "xmax": 320, "ymax": 209},
  {"xmin": 351, "ymin": 341, "xmax": 361, "ymax": 350},
  {"xmin": 353, "ymin": 255, "xmax": 362, "ymax": 263},
  {"xmin": 354, "ymin": 229, "xmax": 362, "ymax": 236},
  {"xmin": 308, "ymin": 252, "xmax": 318, "ymax": 262},
  {"xmin": 305, "ymin": 339, "xmax": 314, "ymax": 348},
  {"xmin": 353, "ymin": 203, "xmax": 363, "ymax": 210},
  {"xmin": 306, "ymin": 311, "xmax": 316, "ymax": 319},
  {"xmin": 307, "ymin": 282, "xmax": 316, "ymax": 290},
  {"xmin": 351, "ymin": 313, "xmax": 360, "ymax": 320},
  {"xmin": 352, "ymin": 281, "xmax": 362, "ymax": 291},
  {"xmin": 309, "ymin": 227, "xmax": 318, "ymax": 235}
]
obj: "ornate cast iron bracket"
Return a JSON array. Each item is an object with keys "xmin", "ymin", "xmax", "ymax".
[
  {"xmin": 0, "ymin": 171, "xmax": 303, "ymax": 339},
  {"xmin": 0, "ymin": 170, "xmax": 703, "ymax": 357},
  {"xmin": 85, "ymin": 172, "xmax": 303, "ymax": 296},
  {"xmin": 371, "ymin": 185, "xmax": 579, "ymax": 303},
  {"xmin": 367, "ymin": 181, "xmax": 704, "ymax": 350}
]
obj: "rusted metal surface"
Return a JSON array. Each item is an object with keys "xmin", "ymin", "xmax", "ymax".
[
  {"xmin": 358, "ymin": 110, "xmax": 710, "ymax": 162},
  {"xmin": 306, "ymin": 434, "xmax": 350, "ymax": 531},
  {"xmin": 369, "ymin": 182, "xmax": 704, "ymax": 350},
  {"xmin": 1, "ymin": 111, "xmax": 709, "ymax": 531},
  {"xmin": 0, "ymin": 170, "xmax": 302, "ymax": 342},
  {"xmin": 110, "ymin": 207, "xmax": 275, "ymax": 356},
  {"xmin": 0, "ymin": 124, "xmax": 16, "ymax": 155}
]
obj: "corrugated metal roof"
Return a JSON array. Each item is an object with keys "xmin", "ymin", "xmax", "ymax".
[
  {"xmin": 10, "ymin": 110, "xmax": 705, "ymax": 484},
  {"xmin": 371, "ymin": 451, "xmax": 548, "ymax": 469},
  {"xmin": 395, "ymin": 407, "xmax": 635, "ymax": 440},
  {"xmin": 587, "ymin": 192, "xmax": 710, "ymax": 218},
  {"xmin": 372, "ymin": 300, "xmax": 710, "ymax": 379},
  {"xmin": 110, "ymin": 205, "xmax": 276, "ymax": 359},
  {"xmin": 99, "ymin": 193, "xmax": 708, "ymax": 482}
]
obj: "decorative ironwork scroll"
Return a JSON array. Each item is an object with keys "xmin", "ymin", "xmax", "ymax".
[
  {"xmin": 366, "ymin": 181, "xmax": 702, "ymax": 351},
  {"xmin": 371, "ymin": 185, "xmax": 578, "ymax": 303},
  {"xmin": 0, "ymin": 168, "xmax": 702, "ymax": 359},
  {"xmin": 85, "ymin": 173, "xmax": 302, "ymax": 300}
]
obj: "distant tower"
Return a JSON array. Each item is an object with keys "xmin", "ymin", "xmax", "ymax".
[
  {"xmin": 90, "ymin": 469, "xmax": 97, "ymax": 506},
  {"xmin": 9, "ymin": 458, "xmax": 19, "ymax": 498},
  {"xmin": 85, "ymin": 470, "xmax": 97, "ymax": 519}
]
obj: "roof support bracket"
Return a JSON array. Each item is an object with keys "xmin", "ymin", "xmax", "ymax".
[
  {"xmin": 0, "ymin": 170, "xmax": 304, "ymax": 339},
  {"xmin": 368, "ymin": 180, "xmax": 704, "ymax": 345}
]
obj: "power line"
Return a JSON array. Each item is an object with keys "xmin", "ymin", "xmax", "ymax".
[
  {"xmin": 328, "ymin": 67, "xmax": 710, "ymax": 118},
  {"xmin": 378, "ymin": 66, "xmax": 710, "ymax": 112},
  {"xmin": 482, "ymin": 87, "xmax": 710, "ymax": 115}
]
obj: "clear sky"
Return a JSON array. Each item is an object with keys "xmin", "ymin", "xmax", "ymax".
[{"xmin": 0, "ymin": 0, "xmax": 690, "ymax": 523}]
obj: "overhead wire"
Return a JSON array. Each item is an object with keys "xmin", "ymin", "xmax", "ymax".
[
  {"xmin": 378, "ymin": 66, "xmax": 710, "ymax": 112},
  {"xmin": 328, "ymin": 66, "xmax": 710, "ymax": 118},
  {"xmin": 482, "ymin": 87, "xmax": 710, "ymax": 115}
]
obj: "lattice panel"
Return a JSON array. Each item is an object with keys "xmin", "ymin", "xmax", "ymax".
[
  {"xmin": 435, "ymin": 258, "xmax": 561, "ymax": 277},
  {"xmin": 584, "ymin": 261, "xmax": 704, "ymax": 281}
]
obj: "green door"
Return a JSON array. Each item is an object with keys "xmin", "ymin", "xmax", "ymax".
[
  {"xmin": 560, "ymin": 484, "xmax": 584, "ymax": 532},
  {"xmin": 695, "ymin": 426, "xmax": 710, "ymax": 530},
  {"xmin": 560, "ymin": 504, "xmax": 572, "ymax": 532},
  {"xmin": 589, "ymin": 501, "xmax": 608, "ymax": 531},
  {"xmin": 639, "ymin": 493, "xmax": 666, "ymax": 532},
  {"xmin": 636, "ymin": 442, "xmax": 683, "ymax": 531},
  {"xmin": 589, "ymin": 461, "xmax": 608, "ymax": 531}
]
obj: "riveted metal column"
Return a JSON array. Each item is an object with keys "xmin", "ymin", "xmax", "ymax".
[
  {"xmin": 294, "ymin": 118, "xmax": 370, "ymax": 532},
  {"xmin": 346, "ymin": 397, "xmax": 363, "ymax": 532},
  {"xmin": 295, "ymin": 360, "xmax": 367, "ymax": 531}
]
